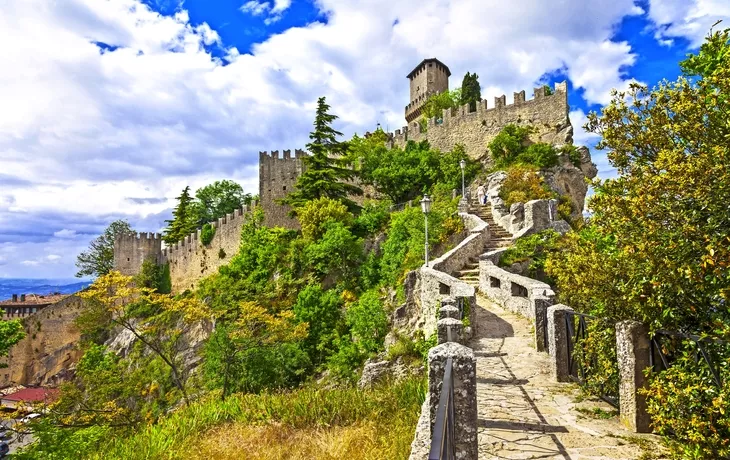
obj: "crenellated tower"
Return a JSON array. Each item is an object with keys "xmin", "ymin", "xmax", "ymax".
[
  {"xmin": 258, "ymin": 149, "xmax": 307, "ymax": 229},
  {"xmin": 405, "ymin": 58, "xmax": 451, "ymax": 123},
  {"xmin": 113, "ymin": 232, "xmax": 163, "ymax": 276}
]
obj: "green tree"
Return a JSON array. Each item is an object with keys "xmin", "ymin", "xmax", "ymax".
[
  {"xmin": 194, "ymin": 180, "xmax": 252, "ymax": 226},
  {"xmin": 297, "ymin": 197, "xmax": 354, "ymax": 241},
  {"xmin": 75, "ymin": 220, "xmax": 134, "ymax": 278},
  {"xmin": 460, "ymin": 72, "xmax": 481, "ymax": 111},
  {"xmin": 421, "ymin": 88, "xmax": 461, "ymax": 120},
  {"xmin": 281, "ymin": 97, "xmax": 362, "ymax": 213},
  {"xmin": 0, "ymin": 320, "xmax": 25, "ymax": 367},
  {"xmin": 545, "ymin": 27, "xmax": 730, "ymax": 457},
  {"xmin": 163, "ymin": 186, "xmax": 197, "ymax": 245}
]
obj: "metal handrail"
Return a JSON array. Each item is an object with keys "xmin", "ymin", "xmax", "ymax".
[
  {"xmin": 564, "ymin": 311, "xmax": 619, "ymax": 407},
  {"xmin": 650, "ymin": 330, "xmax": 727, "ymax": 388},
  {"xmin": 429, "ymin": 357, "xmax": 455, "ymax": 460}
]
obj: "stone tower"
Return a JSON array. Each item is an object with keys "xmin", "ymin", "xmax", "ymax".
[{"xmin": 405, "ymin": 58, "xmax": 451, "ymax": 123}]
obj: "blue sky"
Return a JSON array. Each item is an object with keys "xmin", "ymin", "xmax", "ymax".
[{"xmin": 0, "ymin": 0, "xmax": 727, "ymax": 279}]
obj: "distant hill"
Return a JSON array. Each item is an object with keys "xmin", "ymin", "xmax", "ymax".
[{"xmin": 0, "ymin": 278, "xmax": 91, "ymax": 301}]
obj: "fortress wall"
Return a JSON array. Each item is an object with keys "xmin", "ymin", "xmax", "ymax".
[
  {"xmin": 1, "ymin": 295, "xmax": 85, "ymax": 388},
  {"xmin": 160, "ymin": 203, "xmax": 257, "ymax": 293},
  {"xmin": 392, "ymin": 82, "xmax": 571, "ymax": 160},
  {"xmin": 114, "ymin": 232, "xmax": 163, "ymax": 276},
  {"xmin": 259, "ymin": 150, "xmax": 305, "ymax": 229}
]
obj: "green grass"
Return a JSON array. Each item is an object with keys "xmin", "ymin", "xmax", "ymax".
[{"xmin": 91, "ymin": 376, "xmax": 426, "ymax": 459}]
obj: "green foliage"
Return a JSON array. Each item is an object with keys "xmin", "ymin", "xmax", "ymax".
[
  {"xmin": 560, "ymin": 144, "xmax": 583, "ymax": 167},
  {"xmin": 499, "ymin": 229, "xmax": 561, "ymax": 281},
  {"xmin": 346, "ymin": 289, "xmax": 388, "ymax": 356},
  {"xmin": 499, "ymin": 164, "xmax": 553, "ymax": 209},
  {"xmin": 303, "ymin": 221, "xmax": 363, "ymax": 286},
  {"xmin": 572, "ymin": 320, "xmax": 619, "ymax": 402},
  {"xmin": 543, "ymin": 84, "xmax": 553, "ymax": 96},
  {"xmin": 460, "ymin": 72, "xmax": 481, "ymax": 111},
  {"xmin": 281, "ymin": 96, "xmax": 363, "ymax": 213},
  {"xmin": 163, "ymin": 186, "xmax": 198, "ymax": 245},
  {"xmin": 75, "ymin": 219, "xmax": 134, "ymax": 278},
  {"xmin": 642, "ymin": 337, "xmax": 730, "ymax": 459},
  {"xmin": 353, "ymin": 200, "xmax": 390, "ymax": 235},
  {"xmin": 489, "ymin": 124, "xmax": 558, "ymax": 169},
  {"xmin": 546, "ymin": 28, "xmax": 730, "ymax": 455},
  {"xmin": 293, "ymin": 284, "xmax": 343, "ymax": 365},
  {"xmin": 488, "ymin": 124, "xmax": 531, "ymax": 162},
  {"xmin": 193, "ymin": 179, "xmax": 252, "ymax": 226},
  {"xmin": 135, "ymin": 258, "xmax": 171, "ymax": 295},
  {"xmin": 297, "ymin": 196, "xmax": 353, "ymax": 241},
  {"xmin": 351, "ymin": 136, "xmax": 478, "ymax": 204},
  {"xmin": 0, "ymin": 319, "xmax": 25, "ymax": 367},
  {"xmin": 200, "ymin": 223, "xmax": 215, "ymax": 245},
  {"xmin": 421, "ymin": 88, "xmax": 462, "ymax": 120}
]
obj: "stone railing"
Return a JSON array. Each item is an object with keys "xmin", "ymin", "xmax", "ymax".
[
  {"xmin": 417, "ymin": 268, "xmax": 477, "ymax": 340},
  {"xmin": 547, "ymin": 305, "xmax": 653, "ymax": 433},
  {"xmin": 409, "ymin": 299, "xmax": 478, "ymax": 460},
  {"xmin": 478, "ymin": 260, "xmax": 554, "ymax": 351},
  {"xmin": 430, "ymin": 212, "xmax": 490, "ymax": 277}
]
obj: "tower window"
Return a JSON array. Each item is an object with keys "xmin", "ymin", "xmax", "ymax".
[
  {"xmin": 127, "ymin": 258, "xmax": 130, "ymax": 261},
  {"xmin": 283, "ymin": 186, "xmax": 287, "ymax": 191}
]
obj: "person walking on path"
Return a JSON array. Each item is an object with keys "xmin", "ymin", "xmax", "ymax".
[{"xmin": 476, "ymin": 184, "xmax": 486, "ymax": 205}]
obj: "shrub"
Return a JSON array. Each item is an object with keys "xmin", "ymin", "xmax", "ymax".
[
  {"xmin": 499, "ymin": 165, "xmax": 552, "ymax": 208},
  {"xmin": 498, "ymin": 229, "xmax": 561, "ymax": 281},
  {"xmin": 515, "ymin": 143, "xmax": 558, "ymax": 168},
  {"xmin": 297, "ymin": 197, "xmax": 353, "ymax": 241},
  {"xmin": 488, "ymin": 124, "xmax": 531, "ymax": 163},
  {"xmin": 560, "ymin": 144, "xmax": 583, "ymax": 167},
  {"xmin": 346, "ymin": 289, "xmax": 388, "ymax": 356},
  {"xmin": 642, "ymin": 338, "xmax": 730, "ymax": 459},
  {"xmin": 200, "ymin": 223, "xmax": 215, "ymax": 245}
]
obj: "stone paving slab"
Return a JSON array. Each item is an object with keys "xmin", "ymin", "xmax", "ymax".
[{"xmin": 471, "ymin": 295, "xmax": 665, "ymax": 460}]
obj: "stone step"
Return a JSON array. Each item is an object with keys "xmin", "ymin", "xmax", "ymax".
[{"xmin": 458, "ymin": 268, "xmax": 479, "ymax": 275}]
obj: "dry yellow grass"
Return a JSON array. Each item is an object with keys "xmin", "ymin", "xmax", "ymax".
[{"xmin": 191, "ymin": 420, "xmax": 414, "ymax": 460}]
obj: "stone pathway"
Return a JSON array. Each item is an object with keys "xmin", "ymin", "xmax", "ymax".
[{"xmin": 471, "ymin": 295, "xmax": 664, "ymax": 460}]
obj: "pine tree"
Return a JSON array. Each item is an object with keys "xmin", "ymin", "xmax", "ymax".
[
  {"xmin": 460, "ymin": 72, "xmax": 481, "ymax": 111},
  {"xmin": 163, "ymin": 186, "xmax": 198, "ymax": 245},
  {"xmin": 281, "ymin": 97, "xmax": 362, "ymax": 213}
]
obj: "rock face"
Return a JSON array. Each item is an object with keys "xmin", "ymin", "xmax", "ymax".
[
  {"xmin": 484, "ymin": 146, "xmax": 597, "ymax": 235},
  {"xmin": 358, "ymin": 357, "xmax": 424, "ymax": 389}
]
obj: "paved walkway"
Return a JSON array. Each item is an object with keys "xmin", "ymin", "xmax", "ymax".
[{"xmin": 471, "ymin": 295, "xmax": 664, "ymax": 460}]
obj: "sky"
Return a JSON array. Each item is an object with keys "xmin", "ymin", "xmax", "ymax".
[{"xmin": 0, "ymin": 0, "xmax": 727, "ymax": 279}]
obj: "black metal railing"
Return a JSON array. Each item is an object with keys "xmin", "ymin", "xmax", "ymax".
[
  {"xmin": 650, "ymin": 330, "xmax": 727, "ymax": 388},
  {"xmin": 564, "ymin": 311, "xmax": 619, "ymax": 407},
  {"xmin": 429, "ymin": 357, "xmax": 455, "ymax": 460}
]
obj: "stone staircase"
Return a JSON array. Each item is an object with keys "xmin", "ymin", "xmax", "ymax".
[{"xmin": 456, "ymin": 201, "xmax": 513, "ymax": 287}]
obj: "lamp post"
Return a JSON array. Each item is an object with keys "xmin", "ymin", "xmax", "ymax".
[
  {"xmin": 421, "ymin": 194, "xmax": 432, "ymax": 267},
  {"xmin": 459, "ymin": 159, "xmax": 466, "ymax": 199}
]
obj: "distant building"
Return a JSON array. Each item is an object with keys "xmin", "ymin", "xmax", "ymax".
[
  {"xmin": 0, "ymin": 386, "xmax": 59, "ymax": 410},
  {"xmin": 0, "ymin": 294, "xmax": 69, "ymax": 320}
]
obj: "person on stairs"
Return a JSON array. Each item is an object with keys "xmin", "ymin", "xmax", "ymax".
[{"xmin": 476, "ymin": 184, "xmax": 486, "ymax": 205}]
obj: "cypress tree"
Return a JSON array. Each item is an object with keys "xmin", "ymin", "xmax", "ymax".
[
  {"xmin": 163, "ymin": 186, "xmax": 198, "ymax": 245},
  {"xmin": 460, "ymin": 72, "xmax": 482, "ymax": 111},
  {"xmin": 282, "ymin": 97, "xmax": 362, "ymax": 213}
]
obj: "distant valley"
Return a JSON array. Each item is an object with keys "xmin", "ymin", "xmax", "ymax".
[{"xmin": 0, "ymin": 278, "xmax": 90, "ymax": 300}]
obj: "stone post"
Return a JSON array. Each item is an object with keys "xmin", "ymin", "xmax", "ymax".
[
  {"xmin": 547, "ymin": 304, "xmax": 574, "ymax": 382},
  {"xmin": 437, "ymin": 318, "xmax": 463, "ymax": 344},
  {"xmin": 533, "ymin": 295, "xmax": 553, "ymax": 352},
  {"xmin": 458, "ymin": 197, "xmax": 469, "ymax": 213},
  {"xmin": 616, "ymin": 321, "xmax": 652, "ymax": 433},
  {"xmin": 428, "ymin": 342, "xmax": 478, "ymax": 460},
  {"xmin": 439, "ymin": 305, "xmax": 460, "ymax": 320}
]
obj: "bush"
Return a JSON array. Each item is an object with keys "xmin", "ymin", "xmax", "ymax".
[
  {"xmin": 488, "ymin": 124, "xmax": 531, "ymax": 163},
  {"xmin": 515, "ymin": 143, "xmax": 558, "ymax": 168},
  {"xmin": 297, "ymin": 197, "xmax": 353, "ymax": 241},
  {"xmin": 346, "ymin": 289, "xmax": 388, "ymax": 356},
  {"xmin": 499, "ymin": 229, "xmax": 561, "ymax": 281},
  {"xmin": 200, "ymin": 223, "xmax": 215, "ymax": 245},
  {"xmin": 642, "ymin": 338, "xmax": 730, "ymax": 459},
  {"xmin": 499, "ymin": 165, "xmax": 553, "ymax": 208},
  {"xmin": 560, "ymin": 144, "xmax": 583, "ymax": 167}
]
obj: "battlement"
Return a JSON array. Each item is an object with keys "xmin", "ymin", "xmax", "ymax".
[
  {"xmin": 392, "ymin": 81, "xmax": 570, "ymax": 157},
  {"xmin": 259, "ymin": 149, "xmax": 307, "ymax": 161},
  {"xmin": 161, "ymin": 201, "xmax": 259, "ymax": 258}
]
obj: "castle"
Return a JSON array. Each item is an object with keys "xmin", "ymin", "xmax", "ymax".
[{"xmin": 114, "ymin": 58, "xmax": 575, "ymax": 293}]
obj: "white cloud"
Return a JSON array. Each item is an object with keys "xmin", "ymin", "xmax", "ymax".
[
  {"xmin": 241, "ymin": 0, "xmax": 292, "ymax": 24},
  {"xmin": 47, "ymin": 254, "xmax": 62, "ymax": 262},
  {"xmin": 569, "ymin": 109, "xmax": 602, "ymax": 147},
  {"xmin": 0, "ymin": 0, "xmax": 647, "ymax": 277},
  {"xmin": 53, "ymin": 229, "xmax": 78, "ymax": 239},
  {"xmin": 648, "ymin": 0, "xmax": 730, "ymax": 46}
]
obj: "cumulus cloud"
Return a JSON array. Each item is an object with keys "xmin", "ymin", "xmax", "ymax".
[
  {"xmin": 0, "ymin": 0, "xmax": 648, "ymax": 278},
  {"xmin": 647, "ymin": 0, "xmax": 730, "ymax": 46},
  {"xmin": 241, "ymin": 0, "xmax": 292, "ymax": 24}
]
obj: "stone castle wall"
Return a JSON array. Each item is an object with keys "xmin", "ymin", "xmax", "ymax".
[
  {"xmin": 159, "ymin": 203, "xmax": 257, "ymax": 293},
  {"xmin": 114, "ymin": 231, "xmax": 163, "ymax": 277},
  {"xmin": 1, "ymin": 295, "xmax": 85, "ymax": 387},
  {"xmin": 259, "ymin": 150, "xmax": 305, "ymax": 229},
  {"xmin": 391, "ymin": 82, "xmax": 572, "ymax": 160}
]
